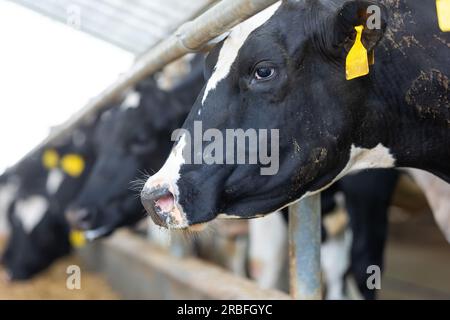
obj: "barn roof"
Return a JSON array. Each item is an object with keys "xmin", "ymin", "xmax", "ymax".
[{"xmin": 8, "ymin": 0, "xmax": 216, "ymax": 55}]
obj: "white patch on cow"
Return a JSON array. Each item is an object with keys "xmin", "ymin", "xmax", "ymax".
[
  {"xmin": 0, "ymin": 181, "xmax": 19, "ymax": 234},
  {"xmin": 248, "ymin": 211, "xmax": 287, "ymax": 289},
  {"xmin": 201, "ymin": 2, "xmax": 281, "ymax": 105},
  {"xmin": 408, "ymin": 168, "xmax": 450, "ymax": 243},
  {"xmin": 84, "ymin": 226, "xmax": 110, "ymax": 241},
  {"xmin": 217, "ymin": 213, "xmax": 248, "ymax": 219},
  {"xmin": 14, "ymin": 196, "xmax": 49, "ymax": 233},
  {"xmin": 321, "ymin": 229, "xmax": 353, "ymax": 300},
  {"xmin": 120, "ymin": 90, "xmax": 141, "ymax": 110},
  {"xmin": 273, "ymin": 143, "xmax": 396, "ymax": 214},
  {"xmin": 346, "ymin": 143, "xmax": 396, "ymax": 172},
  {"xmin": 143, "ymin": 134, "xmax": 188, "ymax": 228},
  {"xmin": 100, "ymin": 110, "xmax": 112, "ymax": 122},
  {"xmin": 303, "ymin": 143, "xmax": 396, "ymax": 199},
  {"xmin": 46, "ymin": 169, "xmax": 65, "ymax": 195}
]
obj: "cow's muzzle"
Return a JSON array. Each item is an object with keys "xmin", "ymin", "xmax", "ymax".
[
  {"xmin": 65, "ymin": 207, "xmax": 96, "ymax": 231},
  {"xmin": 140, "ymin": 185, "xmax": 186, "ymax": 229}
]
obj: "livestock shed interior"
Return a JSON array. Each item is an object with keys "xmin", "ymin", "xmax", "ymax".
[{"xmin": 0, "ymin": 0, "xmax": 449, "ymax": 304}]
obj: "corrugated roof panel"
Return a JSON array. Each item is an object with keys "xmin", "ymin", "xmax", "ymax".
[{"xmin": 8, "ymin": 0, "xmax": 215, "ymax": 55}]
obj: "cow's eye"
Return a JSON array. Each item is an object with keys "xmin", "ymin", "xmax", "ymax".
[{"xmin": 254, "ymin": 66, "xmax": 275, "ymax": 81}]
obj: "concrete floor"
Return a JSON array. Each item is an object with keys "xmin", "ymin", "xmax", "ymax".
[
  {"xmin": 380, "ymin": 211, "xmax": 450, "ymax": 299},
  {"xmin": 0, "ymin": 237, "xmax": 119, "ymax": 300}
]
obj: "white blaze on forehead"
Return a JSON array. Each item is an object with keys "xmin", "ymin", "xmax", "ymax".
[
  {"xmin": 146, "ymin": 133, "xmax": 187, "ymax": 189},
  {"xmin": 201, "ymin": 2, "xmax": 281, "ymax": 105},
  {"xmin": 14, "ymin": 195, "xmax": 49, "ymax": 233},
  {"xmin": 121, "ymin": 90, "xmax": 141, "ymax": 110},
  {"xmin": 46, "ymin": 169, "xmax": 65, "ymax": 195}
]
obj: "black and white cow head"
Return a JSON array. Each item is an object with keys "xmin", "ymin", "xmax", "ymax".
[
  {"xmin": 1, "ymin": 197, "xmax": 71, "ymax": 280},
  {"xmin": 65, "ymin": 95, "xmax": 162, "ymax": 236},
  {"xmin": 66, "ymin": 66, "xmax": 204, "ymax": 237},
  {"xmin": 141, "ymin": 0, "xmax": 394, "ymax": 229}
]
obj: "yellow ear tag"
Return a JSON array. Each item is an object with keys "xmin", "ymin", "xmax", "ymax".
[
  {"xmin": 436, "ymin": 0, "xmax": 450, "ymax": 31},
  {"xmin": 42, "ymin": 149, "xmax": 59, "ymax": 169},
  {"xmin": 346, "ymin": 25, "xmax": 369, "ymax": 80},
  {"xmin": 70, "ymin": 230, "xmax": 86, "ymax": 248},
  {"xmin": 61, "ymin": 154, "xmax": 85, "ymax": 177}
]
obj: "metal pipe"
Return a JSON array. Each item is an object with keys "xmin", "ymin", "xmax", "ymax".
[
  {"xmin": 288, "ymin": 194, "xmax": 322, "ymax": 300},
  {"xmin": 11, "ymin": 0, "xmax": 279, "ymax": 168}
]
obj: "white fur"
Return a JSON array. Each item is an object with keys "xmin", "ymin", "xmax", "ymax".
[
  {"xmin": 0, "ymin": 181, "xmax": 19, "ymax": 234},
  {"xmin": 14, "ymin": 195, "xmax": 49, "ymax": 233},
  {"xmin": 273, "ymin": 143, "xmax": 396, "ymax": 214},
  {"xmin": 302, "ymin": 143, "xmax": 396, "ymax": 199},
  {"xmin": 201, "ymin": 2, "xmax": 281, "ymax": 105},
  {"xmin": 217, "ymin": 214, "xmax": 249, "ymax": 219},
  {"xmin": 100, "ymin": 110, "xmax": 112, "ymax": 122},
  {"xmin": 408, "ymin": 168, "xmax": 450, "ymax": 243},
  {"xmin": 46, "ymin": 169, "xmax": 65, "ymax": 195},
  {"xmin": 120, "ymin": 90, "xmax": 141, "ymax": 110}
]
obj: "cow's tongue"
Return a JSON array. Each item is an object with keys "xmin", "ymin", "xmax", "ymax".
[{"xmin": 155, "ymin": 194, "xmax": 174, "ymax": 213}]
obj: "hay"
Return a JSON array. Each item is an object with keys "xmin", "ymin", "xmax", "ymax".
[{"xmin": 0, "ymin": 237, "xmax": 119, "ymax": 300}]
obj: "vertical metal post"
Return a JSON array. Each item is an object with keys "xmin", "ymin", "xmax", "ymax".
[{"xmin": 288, "ymin": 193, "xmax": 322, "ymax": 300}]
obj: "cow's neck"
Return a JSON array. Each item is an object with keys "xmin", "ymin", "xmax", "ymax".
[
  {"xmin": 352, "ymin": 0, "xmax": 450, "ymax": 182},
  {"xmin": 358, "ymin": 83, "xmax": 450, "ymax": 183}
]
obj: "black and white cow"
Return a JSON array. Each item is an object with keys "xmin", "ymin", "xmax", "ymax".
[
  {"xmin": 1, "ymin": 122, "xmax": 96, "ymax": 280},
  {"xmin": 250, "ymin": 168, "xmax": 399, "ymax": 299},
  {"xmin": 141, "ymin": 0, "xmax": 449, "ymax": 230},
  {"xmin": 66, "ymin": 57, "xmax": 205, "ymax": 238}
]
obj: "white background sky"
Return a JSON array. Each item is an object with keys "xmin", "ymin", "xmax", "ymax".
[{"xmin": 0, "ymin": 1, "xmax": 134, "ymax": 173}]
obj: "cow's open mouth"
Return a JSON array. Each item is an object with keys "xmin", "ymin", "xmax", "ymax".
[
  {"xmin": 155, "ymin": 193, "xmax": 175, "ymax": 216},
  {"xmin": 141, "ymin": 185, "xmax": 189, "ymax": 229}
]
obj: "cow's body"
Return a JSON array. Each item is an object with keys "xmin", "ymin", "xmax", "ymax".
[
  {"xmin": 141, "ymin": 0, "xmax": 449, "ymax": 229},
  {"xmin": 1, "ymin": 123, "xmax": 96, "ymax": 280},
  {"xmin": 249, "ymin": 168, "xmax": 399, "ymax": 299},
  {"xmin": 408, "ymin": 168, "xmax": 450, "ymax": 242}
]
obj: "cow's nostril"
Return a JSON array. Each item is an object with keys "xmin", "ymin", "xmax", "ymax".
[
  {"xmin": 141, "ymin": 186, "xmax": 174, "ymax": 228},
  {"xmin": 155, "ymin": 193, "xmax": 174, "ymax": 214}
]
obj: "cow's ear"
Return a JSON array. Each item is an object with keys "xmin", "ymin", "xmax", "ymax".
[{"xmin": 329, "ymin": 0, "xmax": 388, "ymax": 55}]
